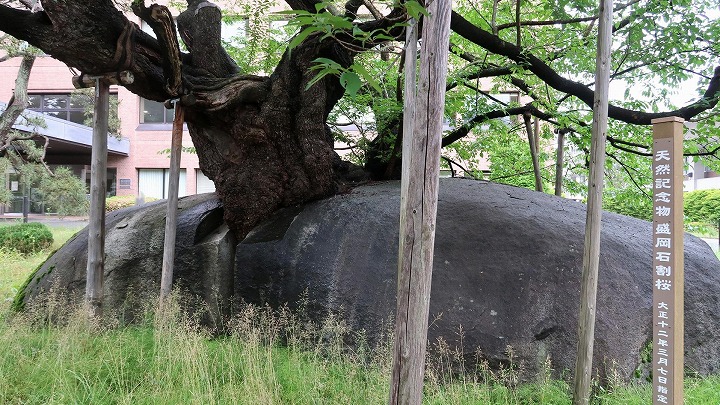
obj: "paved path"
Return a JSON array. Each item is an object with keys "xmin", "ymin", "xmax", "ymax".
[
  {"xmin": 701, "ymin": 238, "xmax": 719, "ymax": 252},
  {"xmin": 0, "ymin": 214, "xmax": 88, "ymax": 229}
]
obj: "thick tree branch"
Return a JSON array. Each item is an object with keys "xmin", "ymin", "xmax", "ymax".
[
  {"xmin": 191, "ymin": 75, "xmax": 271, "ymax": 111},
  {"xmin": 450, "ymin": 11, "xmax": 720, "ymax": 125},
  {"xmin": 442, "ymin": 104, "xmax": 549, "ymax": 147},
  {"xmin": 133, "ymin": 1, "xmax": 183, "ymax": 96},
  {"xmin": 0, "ymin": 55, "xmax": 34, "ymax": 144}
]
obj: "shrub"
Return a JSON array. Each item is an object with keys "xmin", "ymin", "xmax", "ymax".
[
  {"xmin": 105, "ymin": 195, "xmax": 136, "ymax": 212},
  {"xmin": 105, "ymin": 195, "xmax": 159, "ymax": 212},
  {"xmin": 39, "ymin": 167, "xmax": 89, "ymax": 218},
  {"xmin": 685, "ymin": 189, "xmax": 720, "ymax": 224},
  {"xmin": 603, "ymin": 189, "xmax": 653, "ymax": 221},
  {"xmin": 0, "ymin": 223, "xmax": 53, "ymax": 254}
]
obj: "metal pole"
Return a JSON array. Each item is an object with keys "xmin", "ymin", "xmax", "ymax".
[
  {"xmin": 159, "ymin": 102, "xmax": 184, "ymax": 302},
  {"xmin": 22, "ymin": 194, "xmax": 28, "ymax": 223},
  {"xmin": 86, "ymin": 78, "xmax": 109, "ymax": 321},
  {"xmin": 572, "ymin": 0, "xmax": 613, "ymax": 402}
]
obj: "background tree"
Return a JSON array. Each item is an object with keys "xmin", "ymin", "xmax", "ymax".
[
  {"xmin": 0, "ymin": 0, "xmax": 717, "ymax": 238},
  {"xmin": 0, "ymin": 3, "xmax": 90, "ymax": 216}
]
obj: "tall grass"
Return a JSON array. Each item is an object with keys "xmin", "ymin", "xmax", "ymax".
[{"xmin": 2, "ymin": 225, "xmax": 720, "ymax": 404}]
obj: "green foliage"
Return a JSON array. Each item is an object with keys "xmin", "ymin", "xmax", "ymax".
[
  {"xmin": 38, "ymin": 167, "xmax": 89, "ymax": 218},
  {"xmin": 221, "ymin": 0, "xmax": 290, "ymax": 75},
  {"xmin": 603, "ymin": 189, "xmax": 653, "ymax": 221},
  {"xmin": 1, "ymin": 225, "xmax": 80, "ymax": 308},
  {"xmin": 273, "ymin": 0, "xmax": 719, "ymax": 206},
  {"xmin": 0, "ymin": 223, "xmax": 52, "ymax": 255},
  {"xmin": 473, "ymin": 126, "xmax": 552, "ymax": 190},
  {"xmin": 684, "ymin": 190, "xmax": 720, "ymax": 224},
  {"xmin": 1, "ymin": 296, "xmax": 720, "ymax": 403}
]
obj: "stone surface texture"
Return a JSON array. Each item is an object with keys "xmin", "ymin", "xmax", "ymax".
[{"xmin": 20, "ymin": 179, "xmax": 720, "ymax": 381}]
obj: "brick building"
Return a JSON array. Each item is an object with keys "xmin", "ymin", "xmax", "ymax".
[{"xmin": 0, "ymin": 46, "xmax": 214, "ymax": 214}]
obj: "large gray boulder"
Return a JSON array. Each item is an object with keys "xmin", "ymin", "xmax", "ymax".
[
  {"xmin": 19, "ymin": 193, "xmax": 235, "ymax": 328},
  {"xmin": 19, "ymin": 179, "xmax": 720, "ymax": 381}
]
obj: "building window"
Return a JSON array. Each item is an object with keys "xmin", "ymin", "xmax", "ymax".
[
  {"xmin": 196, "ymin": 169, "xmax": 216, "ymax": 194},
  {"xmin": 140, "ymin": 98, "xmax": 175, "ymax": 124},
  {"xmin": 138, "ymin": 168, "xmax": 186, "ymax": 199},
  {"xmin": 28, "ymin": 93, "xmax": 118, "ymax": 126},
  {"xmin": 84, "ymin": 168, "xmax": 117, "ymax": 198},
  {"xmin": 28, "ymin": 94, "xmax": 85, "ymax": 124}
]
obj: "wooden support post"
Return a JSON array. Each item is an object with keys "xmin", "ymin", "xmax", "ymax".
[
  {"xmin": 388, "ymin": 0, "xmax": 452, "ymax": 402},
  {"xmin": 555, "ymin": 130, "xmax": 565, "ymax": 197},
  {"xmin": 159, "ymin": 102, "xmax": 184, "ymax": 302},
  {"xmin": 572, "ymin": 0, "xmax": 613, "ymax": 403},
  {"xmin": 524, "ymin": 113, "xmax": 544, "ymax": 192},
  {"xmin": 72, "ymin": 71, "xmax": 134, "ymax": 89},
  {"xmin": 650, "ymin": 117, "xmax": 684, "ymax": 405},
  {"xmin": 86, "ymin": 78, "xmax": 110, "ymax": 321}
]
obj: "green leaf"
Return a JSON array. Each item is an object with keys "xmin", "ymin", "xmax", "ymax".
[
  {"xmin": 350, "ymin": 63, "xmax": 381, "ymax": 94},
  {"xmin": 405, "ymin": 1, "xmax": 429, "ymax": 19},
  {"xmin": 288, "ymin": 27, "xmax": 317, "ymax": 51},
  {"xmin": 340, "ymin": 71, "xmax": 363, "ymax": 97}
]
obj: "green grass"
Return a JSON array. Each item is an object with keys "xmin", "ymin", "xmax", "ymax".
[
  {"xmin": 2, "ymin": 225, "xmax": 720, "ymax": 404},
  {"xmin": 687, "ymin": 222, "xmax": 719, "ymax": 239},
  {"xmin": 0, "ymin": 223, "xmax": 81, "ymax": 304}
]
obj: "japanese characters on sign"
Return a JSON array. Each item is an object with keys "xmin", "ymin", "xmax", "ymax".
[{"xmin": 650, "ymin": 116, "xmax": 684, "ymax": 405}]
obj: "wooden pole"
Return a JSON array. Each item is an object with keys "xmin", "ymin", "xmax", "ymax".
[
  {"xmin": 572, "ymin": 0, "xmax": 613, "ymax": 402},
  {"xmin": 72, "ymin": 71, "xmax": 133, "ymax": 89},
  {"xmin": 650, "ymin": 117, "xmax": 684, "ymax": 405},
  {"xmin": 159, "ymin": 102, "xmax": 184, "ymax": 301},
  {"xmin": 388, "ymin": 0, "xmax": 452, "ymax": 402},
  {"xmin": 389, "ymin": 19, "xmax": 417, "ymax": 403},
  {"xmin": 86, "ymin": 78, "xmax": 110, "ymax": 321},
  {"xmin": 555, "ymin": 130, "xmax": 565, "ymax": 196},
  {"xmin": 524, "ymin": 113, "xmax": 544, "ymax": 192}
]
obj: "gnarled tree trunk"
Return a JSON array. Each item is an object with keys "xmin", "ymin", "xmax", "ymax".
[
  {"xmin": 186, "ymin": 38, "xmax": 354, "ymax": 236},
  {"xmin": 0, "ymin": 1, "xmax": 360, "ymax": 237}
]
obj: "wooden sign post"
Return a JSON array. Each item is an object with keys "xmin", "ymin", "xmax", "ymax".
[
  {"xmin": 388, "ymin": 0, "xmax": 452, "ymax": 403},
  {"xmin": 650, "ymin": 117, "xmax": 684, "ymax": 405}
]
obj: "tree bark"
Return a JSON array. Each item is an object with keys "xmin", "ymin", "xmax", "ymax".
[
  {"xmin": 0, "ymin": 2, "xmax": 355, "ymax": 237},
  {"xmin": 0, "ymin": 55, "xmax": 35, "ymax": 149},
  {"xmin": 523, "ymin": 112, "xmax": 544, "ymax": 192},
  {"xmin": 2, "ymin": 0, "xmax": 718, "ymax": 238}
]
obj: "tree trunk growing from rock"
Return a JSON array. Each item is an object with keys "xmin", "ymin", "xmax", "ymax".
[
  {"xmin": 183, "ymin": 37, "xmax": 354, "ymax": 236},
  {"xmin": 2, "ymin": 1, "xmax": 719, "ymax": 238},
  {"xmin": 0, "ymin": 1, "xmax": 362, "ymax": 237}
]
